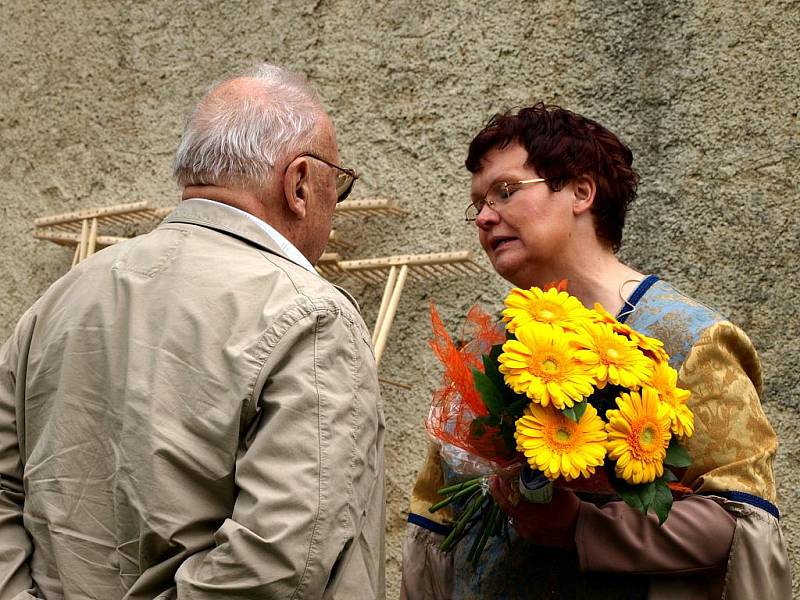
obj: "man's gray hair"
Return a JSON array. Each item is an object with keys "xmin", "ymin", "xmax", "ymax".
[{"xmin": 173, "ymin": 63, "xmax": 324, "ymax": 191}]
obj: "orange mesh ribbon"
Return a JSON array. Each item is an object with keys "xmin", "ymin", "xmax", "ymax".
[{"xmin": 426, "ymin": 303, "xmax": 510, "ymax": 464}]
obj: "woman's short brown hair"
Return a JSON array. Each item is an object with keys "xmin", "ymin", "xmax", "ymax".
[{"xmin": 465, "ymin": 103, "xmax": 639, "ymax": 252}]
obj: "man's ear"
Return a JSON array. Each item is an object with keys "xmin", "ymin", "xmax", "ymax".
[
  {"xmin": 283, "ymin": 157, "xmax": 311, "ymax": 220},
  {"xmin": 572, "ymin": 175, "xmax": 596, "ymax": 216}
]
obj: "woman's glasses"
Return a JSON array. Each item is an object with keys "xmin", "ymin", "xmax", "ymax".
[{"xmin": 465, "ymin": 178, "xmax": 548, "ymax": 222}]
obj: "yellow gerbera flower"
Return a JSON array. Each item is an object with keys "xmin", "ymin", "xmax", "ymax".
[
  {"xmin": 591, "ymin": 302, "xmax": 628, "ymax": 330},
  {"xmin": 591, "ymin": 303, "xmax": 669, "ymax": 363},
  {"xmin": 648, "ymin": 362, "xmax": 694, "ymax": 438},
  {"xmin": 630, "ymin": 331, "xmax": 670, "ymax": 364},
  {"xmin": 515, "ymin": 403, "xmax": 608, "ymax": 481},
  {"xmin": 605, "ymin": 388, "xmax": 672, "ymax": 484},
  {"xmin": 503, "ymin": 287, "xmax": 594, "ymax": 334},
  {"xmin": 574, "ymin": 321, "xmax": 653, "ymax": 389},
  {"xmin": 499, "ymin": 323, "xmax": 596, "ymax": 409}
]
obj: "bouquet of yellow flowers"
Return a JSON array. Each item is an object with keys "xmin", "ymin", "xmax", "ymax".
[{"xmin": 426, "ymin": 283, "xmax": 694, "ymax": 562}]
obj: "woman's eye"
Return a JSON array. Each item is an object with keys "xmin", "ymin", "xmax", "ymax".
[{"xmin": 499, "ymin": 184, "xmax": 518, "ymax": 199}]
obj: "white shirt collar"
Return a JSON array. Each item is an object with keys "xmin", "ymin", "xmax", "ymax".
[{"xmin": 187, "ymin": 198, "xmax": 317, "ymax": 273}]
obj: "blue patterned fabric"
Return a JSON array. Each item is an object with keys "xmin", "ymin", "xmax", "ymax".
[{"xmin": 622, "ymin": 279, "xmax": 723, "ymax": 370}]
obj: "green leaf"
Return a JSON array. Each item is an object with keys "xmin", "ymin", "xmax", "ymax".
[
  {"xmin": 562, "ymin": 402, "xmax": 587, "ymax": 423},
  {"xmin": 615, "ymin": 484, "xmax": 646, "ymax": 513},
  {"xmin": 662, "ymin": 468, "xmax": 679, "ymax": 483},
  {"xmin": 505, "ymin": 397, "xmax": 529, "ymax": 421},
  {"xmin": 471, "ymin": 368, "xmax": 504, "ymax": 415},
  {"xmin": 665, "ymin": 438, "xmax": 692, "ymax": 468},
  {"xmin": 470, "ymin": 420, "xmax": 487, "ymax": 439},
  {"xmin": 500, "ymin": 425, "xmax": 517, "ymax": 455},
  {"xmin": 472, "ymin": 414, "xmax": 499, "ymax": 428},
  {"xmin": 652, "ymin": 479, "xmax": 674, "ymax": 524},
  {"xmin": 640, "ymin": 481, "xmax": 656, "ymax": 512},
  {"xmin": 607, "ymin": 465, "xmax": 656, "ymax": 516},
  {"xmin": 469, "ymin": 415, "xmax": 500, "ymax": 441},
  {"xmin": 482, "ymin": 347, "xmax": 506, "ymax": 393}
]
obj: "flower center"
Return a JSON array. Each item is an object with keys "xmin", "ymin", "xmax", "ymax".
[
  {"xmin": 606, "ymin": 347, "xmax": 621, "ymax": 361},
  {"xmin": 541, "ymin": 358, "xmax": 559, "ymax": 374},
  {"xmin": 640, "ymin": 426, "xmax": 655, "ymax": 447},
  {"xmin": 538, "ymin": 308, "xmax": 557, "ymax": 321},
  {"xmin": 628, "ymin": 418, "xmax": 663, "ymax": 460},
  {"xmin": 546, "ymin": 421, "xmax": 578, "ymax": 451}
]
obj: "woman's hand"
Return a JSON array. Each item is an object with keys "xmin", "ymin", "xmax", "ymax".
[{"xmin": 491, "ymin": 475, "xmax": 580, "ymax": 550}]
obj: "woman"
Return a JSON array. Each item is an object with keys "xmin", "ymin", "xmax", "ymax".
[{"xmin": 401, "ymin": 104, "xmax": 789, "ymax": 599}]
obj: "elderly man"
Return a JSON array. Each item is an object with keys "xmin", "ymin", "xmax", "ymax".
[{"xmin": 0, "ymin": 64, "xmax": 384, "ymax": 599}]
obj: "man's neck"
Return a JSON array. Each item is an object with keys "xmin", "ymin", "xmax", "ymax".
[
  {"xmin": 182, "ymin": 184, "xmax": 261, "ymax": 216},
  {"xmin": 182, "ymin": 184, "xmax": 297, "ymax": 241}
]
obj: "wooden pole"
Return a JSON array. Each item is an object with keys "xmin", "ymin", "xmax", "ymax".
[
  {"xmin": 86, "ymin": 218, "xmax": 98, "ymax": 257},
  {"xmin": 373, "ymin": 264, "xmax": 408, "ymax": 367},
  {"xmin": 372, "ymin": 265, "xmax": 398, "ymax": 345},
  {"xmin": 77, "ymin": 219, "xmax": 89, "ymax": 263}
]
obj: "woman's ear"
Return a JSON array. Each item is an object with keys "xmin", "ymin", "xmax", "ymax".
[
  {"xmin": 572, "ymin": 175, "xmax": 596, "ymax": 216},
  {"xmin": 283, "ymin": 157, "xmax": 311, "ymax": 220}
]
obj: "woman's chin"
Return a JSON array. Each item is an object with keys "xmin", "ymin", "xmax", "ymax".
[{"xmin": 491, "ymin": 257, "xmax": 533, "ymax": 289}]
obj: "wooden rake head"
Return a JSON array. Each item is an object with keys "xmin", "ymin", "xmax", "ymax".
[
  {"xmin": 33, "ymin": 201, "xmax": 169, "ymax": 233},
  {"xmin": 333, "ymin": 198, "xmax": 406, "ymax": 222},
  {"xmin": 335, "ymin": 251, "xmax": 484, "ymax": 285},
  {"xmin": 338, "ymin": 251, "xmax": 484, "ymax": 368}
]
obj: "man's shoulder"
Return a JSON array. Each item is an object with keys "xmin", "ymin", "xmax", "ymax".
[
  {"xmin": 31, "ymin": 224, "xmax": 364, "ymax": 337},
  {"xmin": 263, "ymin": 255, "xmax": 362, "ymax": 317}
]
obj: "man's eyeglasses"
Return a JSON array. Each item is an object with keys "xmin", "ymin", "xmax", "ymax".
[
  {"xmin": 465, "ymin": 178, "xmax": 548, "ymax": 222},
  {"xmin": 292, "ymin": 153, "xmax": 359, "ymax": 203}
]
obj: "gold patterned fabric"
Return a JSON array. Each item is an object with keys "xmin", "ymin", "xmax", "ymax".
[
  {"xmin": 678, "ymin": 321, "xmax": 776, "ymax": 501},
  {"xmin": 409, "ymin": 442, "xmax": 454, "ymax": 526},
  {"xmin": 621, "ymin": 279, "xmax": 777, "ymax": 503}
]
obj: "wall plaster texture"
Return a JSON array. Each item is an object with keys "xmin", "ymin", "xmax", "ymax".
[{"xmin": 1, "ymin": 1, "xmax": 798, "ymax": 597}]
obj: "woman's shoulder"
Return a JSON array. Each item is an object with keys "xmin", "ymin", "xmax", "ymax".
[{"xmin": 625, "ymin": 279, "xmax": 726, "ymax": 369}]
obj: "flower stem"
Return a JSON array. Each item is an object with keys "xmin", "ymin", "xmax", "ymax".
[
  {"xmin": 439, "ymin": 488, "xmax": 486, "ymax": 552},
  {"xmin": 429, "ymin": 480, "xmax": 481, "ymax": 513},
  {"xmin": 436, "ymin": 477, "xmax": 483, "ymax": 496},
  {"xmin": 467, "ymin": 500, "xmax": 499, "ymax": 563}
]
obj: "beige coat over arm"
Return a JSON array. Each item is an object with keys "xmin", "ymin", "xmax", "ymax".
[{"xmin": 0, "ymin": 199, "xmax": 385, "ymax": 600}]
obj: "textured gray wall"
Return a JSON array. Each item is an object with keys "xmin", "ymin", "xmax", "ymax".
[{"xmin": 1, "ymin": 1, "xmax": 798, "ymax": 596}]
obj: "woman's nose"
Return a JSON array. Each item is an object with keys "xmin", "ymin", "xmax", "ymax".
[{"xmin": 475, "ymin": 203, "xmax": 500, "ymax": 229}]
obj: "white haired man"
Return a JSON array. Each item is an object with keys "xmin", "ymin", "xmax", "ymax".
[{"xmin": 0, "ymin": 64, "xmax": 385, "ymax": 599}]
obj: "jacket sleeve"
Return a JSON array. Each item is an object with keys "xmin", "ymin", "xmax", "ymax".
[
  {"xmin": 173, "ymin": 303, "xmax": 385, "ymax": 599},
  {"xmin": 0, "ymin": 313, "xmax": 41, "ymax": 599},
  {"xmin": 578, "ymin": 320, "xmax": 789, "ymax": 591},
  {"xmin": 576, "ymin": 494, "xmax": 735, "ymax": 574}
]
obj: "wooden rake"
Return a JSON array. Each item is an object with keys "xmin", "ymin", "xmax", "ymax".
[
  {"xmin": 333, "ymin": 198, "xmax": 406, "ymax": 221},
  {"xmin": 34, "ymin": 202, "xmax": 358, "ymax": 270},
  {"xmin": 33, "ymin": 201, "xmax": 167, "ymax": 267},
  {"xmin": 336, "ymin": 251, "xmax": 485, "ymax": 366}
]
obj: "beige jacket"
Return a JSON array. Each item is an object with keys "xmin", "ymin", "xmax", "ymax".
[{"xmin": 0, "ymin": 199, "xmax": 385, "ymax": 599}]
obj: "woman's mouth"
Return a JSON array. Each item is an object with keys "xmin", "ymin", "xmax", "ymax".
[{"xmin": 490, "ymin": 236, "xmax": 518, "ymax": 252}]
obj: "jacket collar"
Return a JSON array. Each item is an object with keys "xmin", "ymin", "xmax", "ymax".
[
  {"xmin": 161, "ymin": 199, "xmax": 362, "ymax": 311},
  {"xmin": 162, "ymin": 198, "xmax": 297, "ymax": 266}
]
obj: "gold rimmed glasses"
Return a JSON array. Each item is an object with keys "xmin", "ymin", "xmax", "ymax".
[
  {"xmin": 465, "ymin": 178, "xmax": 548, "ymax": 222},
  {"xmin": 289, "ymin": 153, "xmax": 359, "ymax": 203}
]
